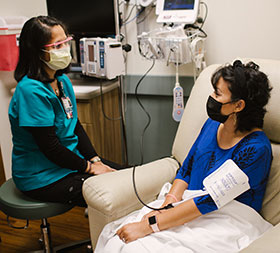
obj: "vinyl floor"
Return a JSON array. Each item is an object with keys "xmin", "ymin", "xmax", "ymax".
[{"xmin": 0, "ymin": 206, "xmax": 91, "ymax": 253}]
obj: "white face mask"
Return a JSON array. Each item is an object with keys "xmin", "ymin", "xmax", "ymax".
[{"xmin": 42, "ymin": 46, "xmax": 72, "ymax": 71}]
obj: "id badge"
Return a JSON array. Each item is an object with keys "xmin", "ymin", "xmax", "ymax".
[{"xmin": 61, "ymin": 96, "xmax": 73, "ymax": 119}]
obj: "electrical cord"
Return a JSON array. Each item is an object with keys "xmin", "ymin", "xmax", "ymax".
[
  {"xmin": 184, "ymin": 2, "xmax": 208, "ymax": 38},
  {"xmin": 122, "ymin": 7, "xmax": 145, "ymax": 26},
  {"xmin": 137, "ymin": 5, "xmax": 154, "ymax": 24},
  {"xmin": 118, "ymin": 0, "xmax": 126, "ymax": 7},
  {"xmin": 134, "ymin": 59, "xmax": 155, "ymax": 164},
  {"xmin": 199, "ymin": 1, "xmax": 208, "ymax": 30},
  {"xmin": 132, "ymin": 165, "xmax": 174, "ymax": 211},
  {"xmin": 132, "ymin": 58, "xmax": 175, "ymax": 211},
  {"xmin": 184, "ymin": 23, "xmax": 207, "ymax": 38},
  {"xmin": 138, "ymin": 39, "xmax": 158, "ymax": 60},
  {"xmin": 123, "ymin": 4, "xmax": 136, "ymax": 23}
]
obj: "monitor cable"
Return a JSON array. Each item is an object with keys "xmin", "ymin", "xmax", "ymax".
[{"xmin": 132, "ymin": 58, "xmax": 175, "ymax": 211}]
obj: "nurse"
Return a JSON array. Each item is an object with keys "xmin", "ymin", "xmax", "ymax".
[{"xmin": 8, "ymin": 16, "xmax": 122, "ymax": 206}]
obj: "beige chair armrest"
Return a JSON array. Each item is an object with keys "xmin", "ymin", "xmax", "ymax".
[
  {"xmin": 82, "ymin": 157, "xmax": 178, "ymax": 249},
  {"xmin": 240, "ymin": 223, "xmax": 280, "ymax": 253},
  {"xmin": 83, "ymin": 157, "xmax": 178, "ymax": 217}
]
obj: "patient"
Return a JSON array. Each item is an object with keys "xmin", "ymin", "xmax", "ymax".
[{"xmin": 95, "ymin": 60, "xmax": 273, "ymax": 252}]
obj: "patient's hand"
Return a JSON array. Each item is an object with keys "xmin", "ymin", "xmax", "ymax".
[{"xmin": 116, "ymin": 220, "xmax": 153, "ymax": 243}]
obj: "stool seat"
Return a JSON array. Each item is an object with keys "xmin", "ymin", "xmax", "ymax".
[
  {"xmin": 0, "ymin": 178, "xmax": 91, "ymax": 252},
  {"xmin": 0, "ymin": 178, "xmax": 74, "ymax": 220}
]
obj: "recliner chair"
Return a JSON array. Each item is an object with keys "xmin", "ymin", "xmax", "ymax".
[{"xmin": 83, "ymin": 58, "xmax": 280, "ymax": 252}]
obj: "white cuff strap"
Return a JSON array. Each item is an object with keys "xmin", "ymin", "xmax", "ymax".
[{"xmin": 148, "ymin": 215, "xmax": 160, "ymax": 233}]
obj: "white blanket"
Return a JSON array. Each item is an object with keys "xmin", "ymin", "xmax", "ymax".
[{"xmin": 95, "ymin": 183, "xmax": 272, "ymax": 253}]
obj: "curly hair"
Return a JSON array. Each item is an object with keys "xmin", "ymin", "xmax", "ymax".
[
  {"xmin": 14, "ymin": 16, "xmax": 70, "ymax": 83},
  {"xmin": 211, "ymin": 60, "xmax": 272, "ymax": 132}
]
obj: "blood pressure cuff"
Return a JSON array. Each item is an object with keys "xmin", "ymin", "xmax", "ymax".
[{"xmin": 202, "ymin": 159, "xmax": 250, "ymax": 209}]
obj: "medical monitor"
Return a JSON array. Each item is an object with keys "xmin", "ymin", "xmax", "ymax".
[
  {"xmin": 46, "ymin": 0, "xmax": 116, "ymax": 68},
  {"xmin": 157, "ymin": 0, "xmax": 200, "ymax": 24}
]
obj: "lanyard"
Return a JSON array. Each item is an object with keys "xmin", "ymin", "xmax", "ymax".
[{"xmin": 58, "ymin": 81, "xmax": 73, "ymax": 119}]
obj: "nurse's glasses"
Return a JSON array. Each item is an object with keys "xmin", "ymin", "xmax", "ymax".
[{"xmin": 44, "ymin": 36, "xmax": 73, "ymax": 50}]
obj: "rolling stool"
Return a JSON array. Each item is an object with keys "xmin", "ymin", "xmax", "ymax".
[{"xmin": 0, "ymin": 178, "xmax": 91, "ymax": 252}]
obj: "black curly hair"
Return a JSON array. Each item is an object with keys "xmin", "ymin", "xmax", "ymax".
[{"xmin": 211, "ymin": 60, "xmax": 272, "ymax": 132}]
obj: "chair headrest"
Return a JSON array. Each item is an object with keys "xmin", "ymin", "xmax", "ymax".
[
  {"xmin": 172, "ymin": 58, "xmax": 280, "ymax": 165},
  {"xmin": 250, "ymin": 58, "xmax": 280, "ymax": 144}
]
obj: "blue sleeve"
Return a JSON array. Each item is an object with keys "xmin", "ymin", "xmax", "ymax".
[
  {"xmin": 175, "ymin": 141, "xmax": 198, "ymax": 184},
  {"xmin": 175, "ymin": 119, "xmax": 211, "ymax": 184},
  {"xmin": 233, "ymin": 143, "xmax": 272, "ymax": 212},
  {"xmin": 18, "ymin": 85, "xmax": 55, "ymax": 127},
  {"xmin": 193, "ymin": 195, "xmax": 217, "ymax": 214}
]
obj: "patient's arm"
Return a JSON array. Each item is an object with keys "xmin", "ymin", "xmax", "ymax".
[
  {"xmin": 117, "ymin": 179, "xmax": 200, "ymax": 243},
  {"xmin": 117, "ymin": 196, "xmax": 201, "ymax": 243},
  {"xmin": 163, "ymin": 179, "xmax": 188, "ymax": 205},
  {"xmin": 157, "ymin": 198, "xmax": 202, "ymax": 230},
  {"xmin": 142, "ymin": 179, "xmax": 189, "ymax": 221}
]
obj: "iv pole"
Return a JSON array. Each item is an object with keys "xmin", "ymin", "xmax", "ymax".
[{"xmin": 114, "ymin": 0, "xmax": 128, "ymax": 166}]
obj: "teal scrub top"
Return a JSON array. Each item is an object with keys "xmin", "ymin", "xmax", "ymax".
[{"xmin": 9, "ymin": 74, "xmax": 83, "ymax": 191}]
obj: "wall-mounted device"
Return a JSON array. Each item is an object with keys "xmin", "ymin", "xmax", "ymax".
[
  {"xmin": 80, "ymin": 37, "xmax": 125, "ymax": 80},
  {"xmin": 156, "ymin": 0, "xmax": 200, "ymax": 24}
]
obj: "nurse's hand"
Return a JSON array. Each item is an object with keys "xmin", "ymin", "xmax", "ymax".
[
  {"xmin": 116, "ymin": 219, "xmax": 153, "ymax": 243},
  {"xmin": 86, "ymin": 161, "xmax": 116, "ymax": 175}
]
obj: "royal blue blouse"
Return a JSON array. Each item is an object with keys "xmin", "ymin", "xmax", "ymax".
[{"xmin": 175, "ymin": 118, "xmax": 272, "ymax": 214}]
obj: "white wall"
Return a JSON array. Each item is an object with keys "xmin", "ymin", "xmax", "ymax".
[
  {"xmin": 0, "ymin": 0, "xmax": 47, "ymax": 179},
  {"xmin": 122, "ymin": 0, "xmax": 280, "ymax": 75},
  {"xmin": 0, "ymin": 72, "xmax": 16, "ymax": 179},
  {"xmin": 203, "ymin": 0, "xmax": 280, "ymax": 66},
  {"xmin": 2, "ymin": 0, "xmax": 279, "ymax": 76},
  {"xmin": 0, "ymin": 0, "xmax": 47, "ymax": 17}
]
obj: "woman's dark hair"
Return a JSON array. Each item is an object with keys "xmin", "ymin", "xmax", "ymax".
[
  {"xmin": 14, "ymin": 15, "xmax": 70, "ymax": 83},
  {"xmin": 211, "ymin": 60, "xmax": 272, "ymax": 132}
]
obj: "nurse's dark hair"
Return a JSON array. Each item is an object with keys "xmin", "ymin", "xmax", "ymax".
[
  {"xmin": 14, "ymin": 15, "xmax": 69, "ymax": 83},
  {"xmin": 211, "ymin": 60, "xmax": 272, "ymax": 132}
]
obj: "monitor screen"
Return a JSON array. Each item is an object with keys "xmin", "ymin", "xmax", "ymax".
[
  {"xmin": 46, "ymin": 0, "xmax": 116, "ymax": 68},
  {"xmin": 164, "ymin": 0, "xmax": 195, "ymax": 11}
]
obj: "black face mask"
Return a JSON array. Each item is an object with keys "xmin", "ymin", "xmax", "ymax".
[{"xmin": 206, "ymin": 96, "xmax": 233, "ymax": 123}]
